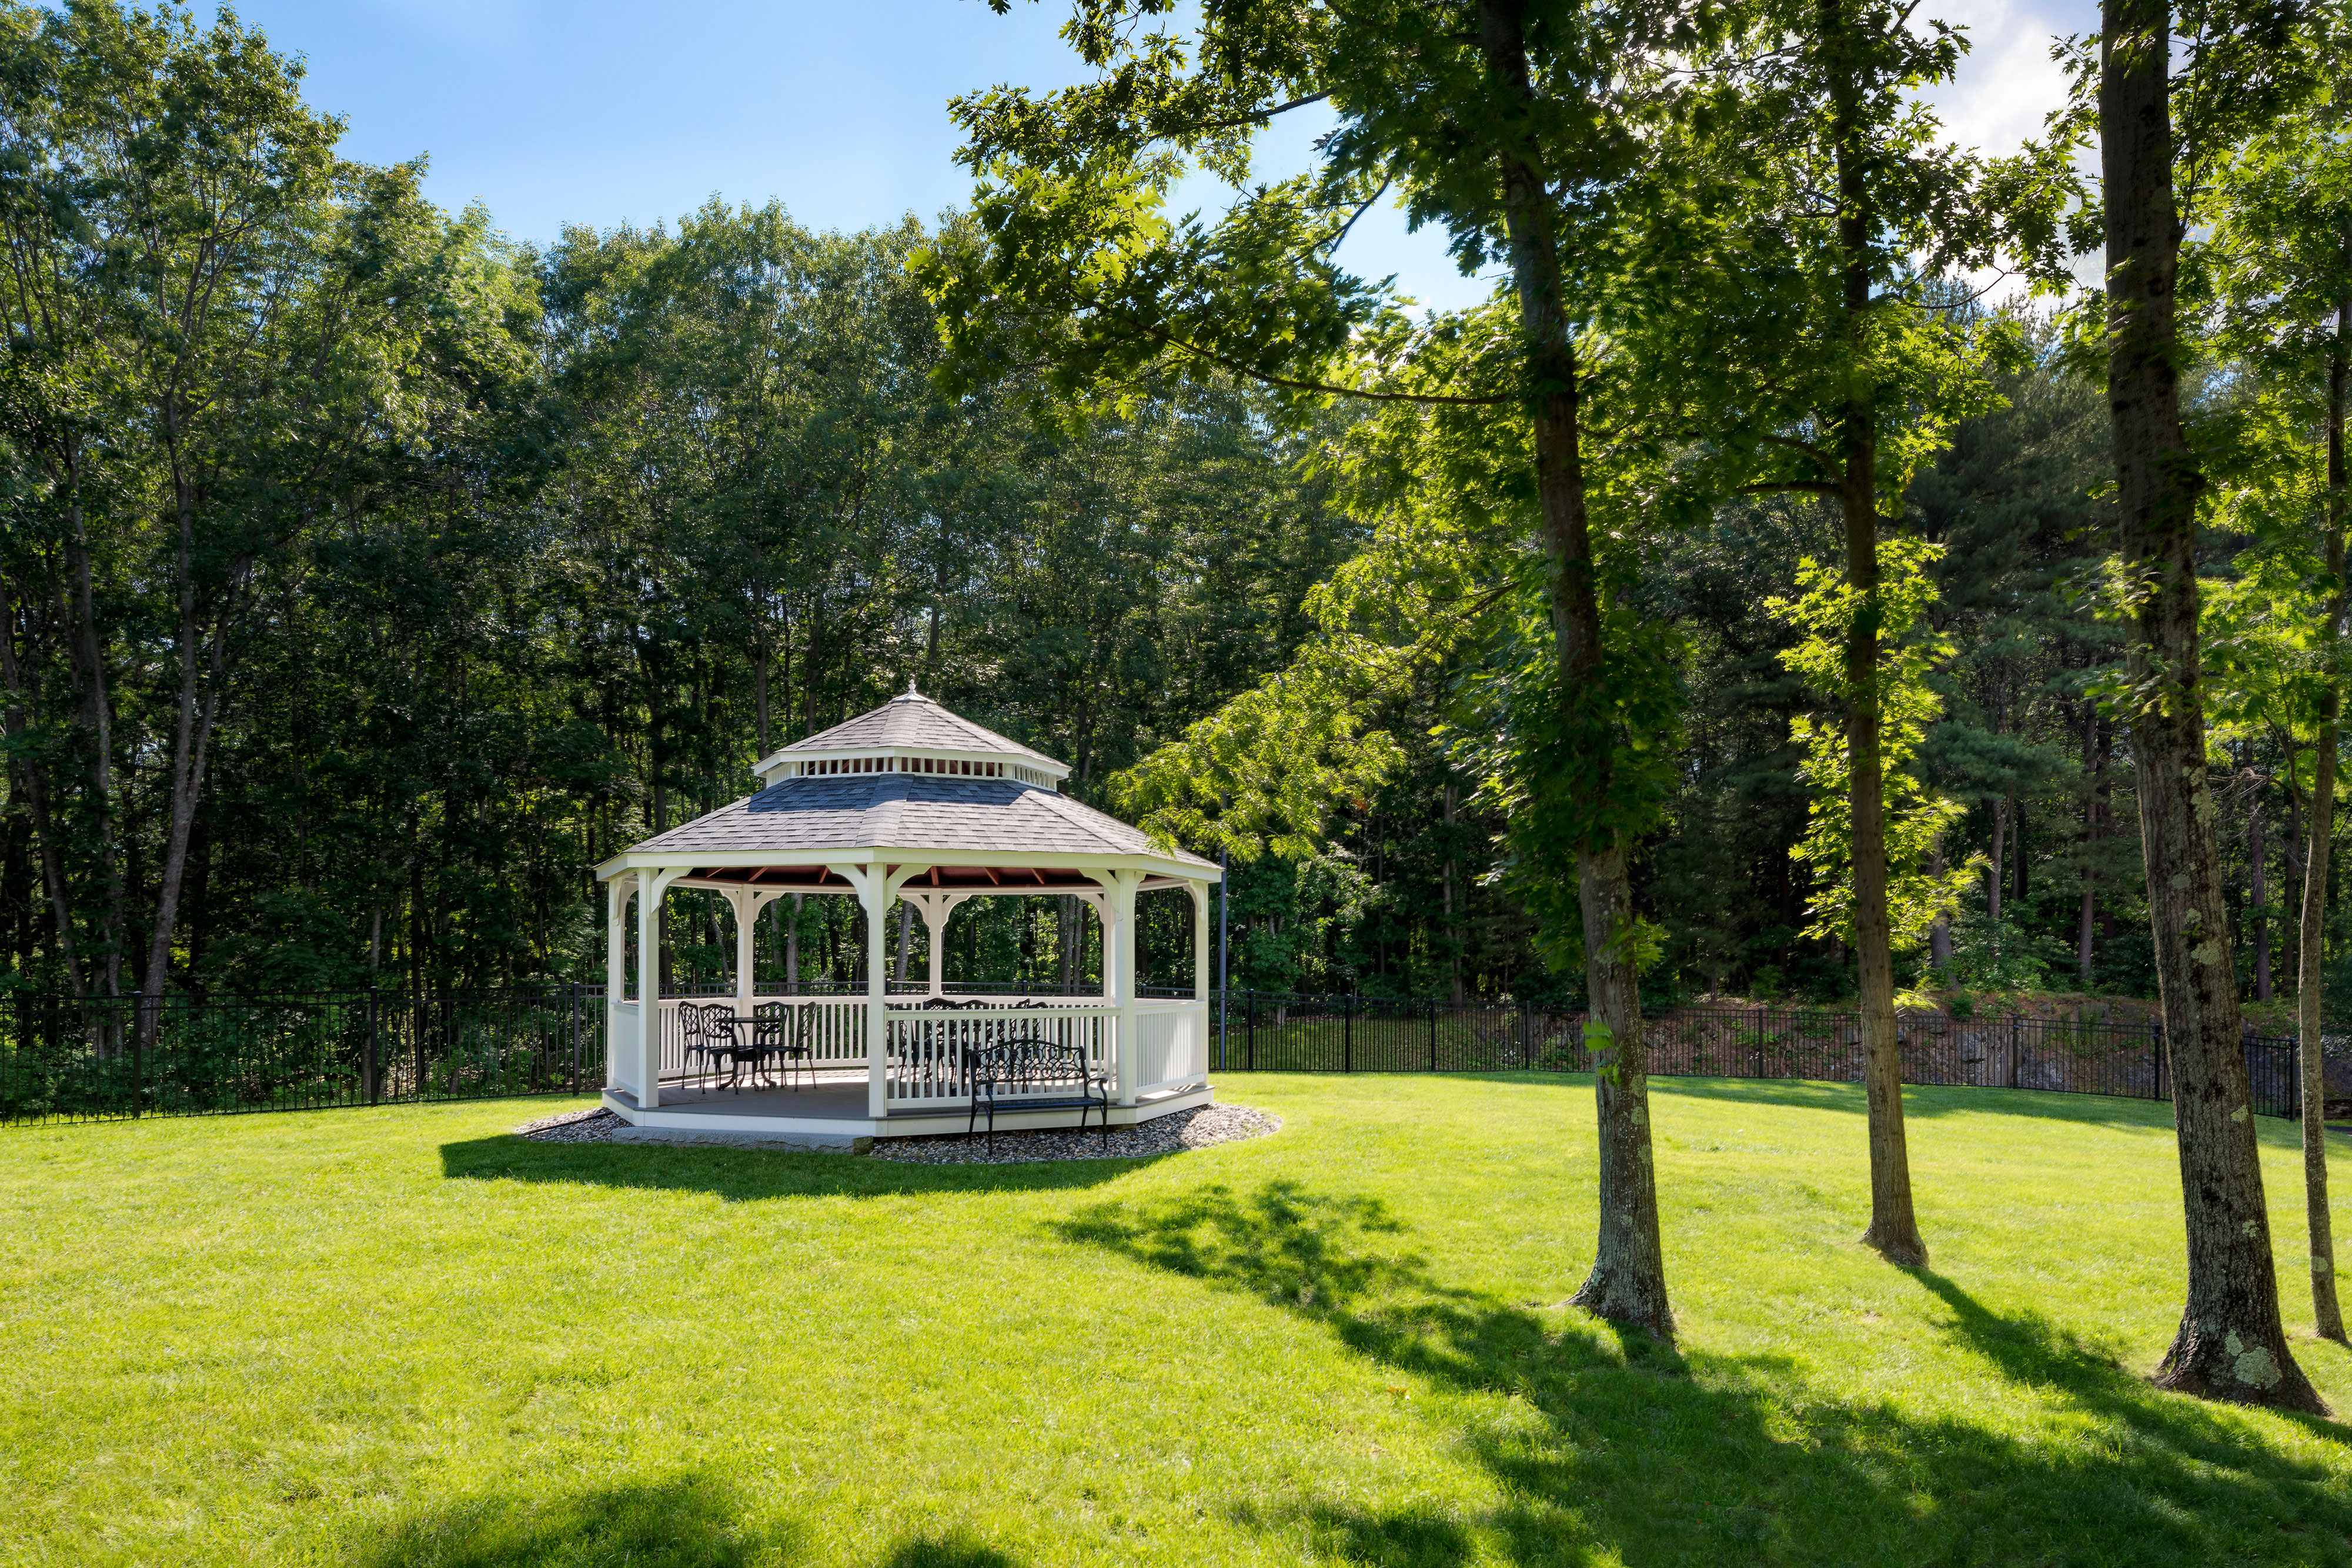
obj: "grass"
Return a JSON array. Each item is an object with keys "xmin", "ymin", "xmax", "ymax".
[{"xmin": 4, "ymin": 1076, "xmax": 2351, "ymax": 1568}]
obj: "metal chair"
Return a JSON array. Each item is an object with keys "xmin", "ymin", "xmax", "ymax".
[
  {"xmin": 753, "ymin": 1001, "xmax": 813, "ymax": 1091},
  {"xmin": 678, "ymin": 1002, "xmax": 729, "ymax": 1086}
]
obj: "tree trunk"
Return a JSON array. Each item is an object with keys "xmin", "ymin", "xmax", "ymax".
[
  {"xmin": 1929, "ymin": 837, "xmax": 1953, "ymax": 971},
  {"xmin": 785, "ymin": 894, "xmax": 803, "ymax": 994},
  {"xmin": 2103, "ymin": 0, "xmax": 2323, "ymax": 1410},
  {"xmin": 2081, "ymin": 700, "xmax": 2102, "ymax": 989},
  {"xmin": 2250, "ymin": 786, "xmax": 2269, "ymax": 1002},
  {"xmin": 1987, "ymin": 799, "xmax": 2007, "ymax": 922},
  {"xmin": 0, "ymin": 579, "xmax": 85, "ymax": 997},
  {"xmin": 1481, "ymin": 0, "xmax": 1671, "ymax": 1340},
  {"xmin": 1444, "ymin": 777, "xmax": 1465, "ymax": 1004},
  {"xmin": 1823, "ymin": 0, "xmax": 1925, "ymax": 1266},
  {"xmin": 2300, "ymin": 280, "xmax": 2348, "ymax": 1343}
]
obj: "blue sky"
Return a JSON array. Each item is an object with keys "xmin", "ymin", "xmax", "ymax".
[{"xmin": 235, "ymin": 0, "xmax": 2099, "ymax": 314}]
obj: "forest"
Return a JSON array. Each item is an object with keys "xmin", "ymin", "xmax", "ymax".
[
  {"xmin": 1, "ymin": 1, "xmax": 2338, "ymax": 1021},
  {"xmin": 0, "ymin": 0, "xmax": 2345, "ymax": 1409}
]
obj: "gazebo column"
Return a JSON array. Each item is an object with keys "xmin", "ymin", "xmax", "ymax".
[
  {"xmin": 1090, "ymin": 869, "xmax": 1144, "ymax": 1107},
  {"xmin": 721, "ymin": 887, "xmax": 786, "ymax": 1018},
  {"xmin": 634, "ymin": 866, "xmax": 687, "ymax": 1109},
  {"xmin": 900, "ymin": 888, "xmax": 970, "ymax": 998},
  {"xmin": 836, "ymin": 863, "xmax": 914, "ymax": 1120},
  {"xmin": 604, "ymin": 872, "xmax": 636, "ymax": 1095},
  {"xmin": 1190, "ymin": 879, "xmax": 1212, "ymax": 1088}
]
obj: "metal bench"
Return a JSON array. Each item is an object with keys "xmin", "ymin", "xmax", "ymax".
[{"xmin": 964, "ymin": 1039, "xmax": 1110, "ymax": 1151}]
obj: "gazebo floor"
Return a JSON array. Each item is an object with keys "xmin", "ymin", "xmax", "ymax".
[{"xmin": 599, "ymin": 1072, "xmax": 1212, "ymax": 1153}]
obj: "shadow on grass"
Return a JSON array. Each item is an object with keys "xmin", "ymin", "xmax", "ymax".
[
  {"xmin": 1264, "ymin": 1067, "xmax": 2207, "ymax": 1134},
  {"xmin": 348, "ymin": 1479, "xmax": 1027, "ymax": 1568},
  {"xmin": 347, "ymin": 1476, "xmax": 789, "ymax": 1567},
  {"xmin": 438, "ymin": 1134, "xmax": 1160, "ymax": 1201},
  {"xmin": 878, "ymin": 1537, "xmax": 1020, "ymax": 1568},
  {"xmin": 1056, "ymin": 1178, "xmax": 2352, "ymax": 1566}
]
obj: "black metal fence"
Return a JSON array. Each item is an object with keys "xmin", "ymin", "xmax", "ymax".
[
  {"xmin": 0, "ymin": 986, "xmax": 604, "ymax": 1124},
  {"xmin": 1, "ymin": 983, "xmax": 2330, "ymax": 1126},
  {"xmin": 1211, "ymin": 992, "xmax": 2322, "ymax": 1120}
]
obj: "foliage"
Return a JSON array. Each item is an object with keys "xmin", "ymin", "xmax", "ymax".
[
  {"xmin": 1772, "ymin": 538, "xmax": 1973, "ymax": 951},
  {"xmin": 1942, "ymin": 908, "xmax": 2068, "ymax": 994}
]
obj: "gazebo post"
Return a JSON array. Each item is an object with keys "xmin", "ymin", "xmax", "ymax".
[
  {"xmin": 605, "ymin": 872, "xmax": 634, "ymax": 1095},
  {"xmin": 838, "ymin": 864, "xmax": 914, "ymax": 1121},
  {"xmin": 1090, "ymin": 869, "xmax": 1144, "ymax": 1108},
  {"xmin": 1189, "ymin": 880, "xmax": 1210, "ymax": 998},
  {"xmin": 636, "ymin": 866, "xmax": 686, "ymax": 1109},
  {"xmin": 722, "ymin": 888, "xmax": 783, "ymax": 1020},
  {"xmin": 900, "ymin": 890, "xmax": 969, "ymax": 998},
  {"xmin": 1190, "ymin": 880, "xmax": 1211, "ymax": 1086}
]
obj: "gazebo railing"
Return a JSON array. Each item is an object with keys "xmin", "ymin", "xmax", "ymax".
[
  {"xmin": 1131, "ymin": 999, "xmax": 1208, "ymax": 1095},
  {"xmin": 882, "ymin": 1004, "xmax": 1116, "ymax": 1108}
]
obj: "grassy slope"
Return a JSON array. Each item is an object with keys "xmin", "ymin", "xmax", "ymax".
[{"xmin": 3, "ymin": 1076, "xmax": 2350, "ymax": 1568}]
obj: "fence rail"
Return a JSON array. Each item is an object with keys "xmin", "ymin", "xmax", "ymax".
[
  {"xmin": 3, "ymin": 985, "xmax": 2336, "ymax": 1126},
  {"xmin": 0, "ymin": 987, "xmax": 603, "ymax": 1124},
  {"xmin": 1211, "ymin": 992, "xmax": 2330, "ymax": 1121}
]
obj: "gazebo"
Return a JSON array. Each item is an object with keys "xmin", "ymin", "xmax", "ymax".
[{"xmin": 593, "ymin": 688, "xmax": 1219, "ymax": 1149}]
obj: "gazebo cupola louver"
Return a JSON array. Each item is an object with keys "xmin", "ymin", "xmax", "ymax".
[{"xmin": 593, "ymin": 688, "xmax": 1218, "ymax": 1149}]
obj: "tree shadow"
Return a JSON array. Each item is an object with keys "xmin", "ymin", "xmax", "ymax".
[
  {"xmin": 438, "ymin": 1134, "xmax": 1160, "ymax": 1202},
  {"xmin": 1056, "ymin": 1179, "xmax": 2352, "ymax": 1565},
  {"xmin": 1638, "ymin": 1072, "xmax": 2202, "ymax": 1130},
  {"xmin": 346, "ymin": 1476, "xmax": 790, "ymax": 1567},
  {"xmin": 876, "ymin": 1536, "xmax": 1020, "ymax": 1568},
  {"xmin": 346, "ymin": 1480, "xmax": 1028, "ymax": 1568}
]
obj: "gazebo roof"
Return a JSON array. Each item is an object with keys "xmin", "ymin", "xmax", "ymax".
[
  {"xmin": 599, "ymin": 692, "xmax": 1214, "ymax": 890},
  {"xmin": 749, "ymin": 688, "xmax": 1068, "ymax": 787}
]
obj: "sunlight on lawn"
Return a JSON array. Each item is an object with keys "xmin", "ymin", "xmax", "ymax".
[{"xmin": 4, "ymin": 1075, "xmax": 2349, "ymax": 1566}]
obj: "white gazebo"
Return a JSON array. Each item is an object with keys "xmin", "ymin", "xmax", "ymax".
[{"xmin": 593, "ymin": 688, "xmax": 1219, "ymax": 1150}]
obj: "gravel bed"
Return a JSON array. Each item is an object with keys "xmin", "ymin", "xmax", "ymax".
[
  {"xmin": 511, "ymin": 1101, "xmax": 1279, "ymax": 1163},
  {"xmin": 514, "ymin": 1106, "xmax": 628, "ymax": 1143},
  {"xmin": 868, "ymin": 1103, "xmax": 1279, "ymax": 1165}
]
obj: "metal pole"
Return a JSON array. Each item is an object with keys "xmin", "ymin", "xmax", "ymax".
[
  {"xmin": 128, "ymin": 990, "xmax": 143, "ymax": 1118},
  {"xmin": 1218, "ymin": 844, "xmax": 1230, "ymax": 1072},
  {"xmin": 365, "ymin": 985, "xmax": 380, "ymax": 1105}
]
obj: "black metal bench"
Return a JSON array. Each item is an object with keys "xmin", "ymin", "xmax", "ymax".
[{"xmin": 964, "ymin": 1040, "xmax": 1110, "ymax": 1151}]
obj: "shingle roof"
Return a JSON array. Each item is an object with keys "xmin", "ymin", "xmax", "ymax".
[
  {"xmin": 630, "ymin": 774, "xmax": 1215, "ymax": 870},
  {"xmin": 785, "ymin": 692, "xmax": 1060, "ymax": 768}
]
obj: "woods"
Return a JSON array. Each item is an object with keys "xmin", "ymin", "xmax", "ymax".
[{"xmin": 2, "ymin": 0, "xmax": 2350, "ymax": 1409}]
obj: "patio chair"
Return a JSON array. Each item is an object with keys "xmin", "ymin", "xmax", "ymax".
[
  {"xmin": 678, "ymin": 1003, "xmax": 730, "ymax": 1086},
  {"xmin": 752, "ymin": 1001, "xmax": 813, "ymax": 1092}
]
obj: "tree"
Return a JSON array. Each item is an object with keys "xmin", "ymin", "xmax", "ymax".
[
  {"xmin": 2088, "ymin": 0, "xmax": 2327, "ymax": 1410},
  {"xmin": 1676, "ymin": 0, "xmax": 2024, "ymax": 1263},
  {"xmin": 2194, "ymin": 73, "xmax": 2352, "ymax": 1345},
  {"xmin": 930, "ymin": 0, "xmax": 1700, "ymax": 1336}
]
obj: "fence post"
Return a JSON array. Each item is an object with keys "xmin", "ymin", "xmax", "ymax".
[
  {"xmin": 128, "ymin": 990, "xmax": 143, "ymax": 1118},
  {"xmin": 1344, "ymin": 992, "xmax": 1354, "ymax": 1074},
  {"xmin": 2153, "ymin": 1020, "xmax": 2167, "ymax": 1102},
  {"xmin": 2008, "ymin": 1013, "xmax": 2019, "ymax": 1090},
  {"xmin": 365, "ymin": 985, "xmax": 380, "ymax": 1105},
  {"xmin": 1248, "ymin": 989, "xmax": 1257, "ymax": 1071},
  {"xmin": 1429, "ymin": 998, "xmax": 1439, "ymax": 1072}
]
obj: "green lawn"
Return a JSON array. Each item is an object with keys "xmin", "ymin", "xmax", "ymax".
[{"xmin": 5, "ymin": 1077, "xmax": 2351, "ymax": 1567}]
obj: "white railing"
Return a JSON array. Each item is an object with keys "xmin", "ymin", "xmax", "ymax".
[
  {"xmin": 884, "ymin": 1004, "xmax": 1115, "ymax": 1106},
  {"xmin": 651, "ymin": 995, "xmax": 869, "ymax": 1079},
  {"xmin": 1132, "ymin": 1001, "xmax": 1208, "ymax": 1094},
  {"xmin": 627, "ymin": 993, "xmax": 1207, "ymax": 1106},
  {"xmin": 606, "ymin": 999, "xmax": 641, "ymax": 1097}
]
